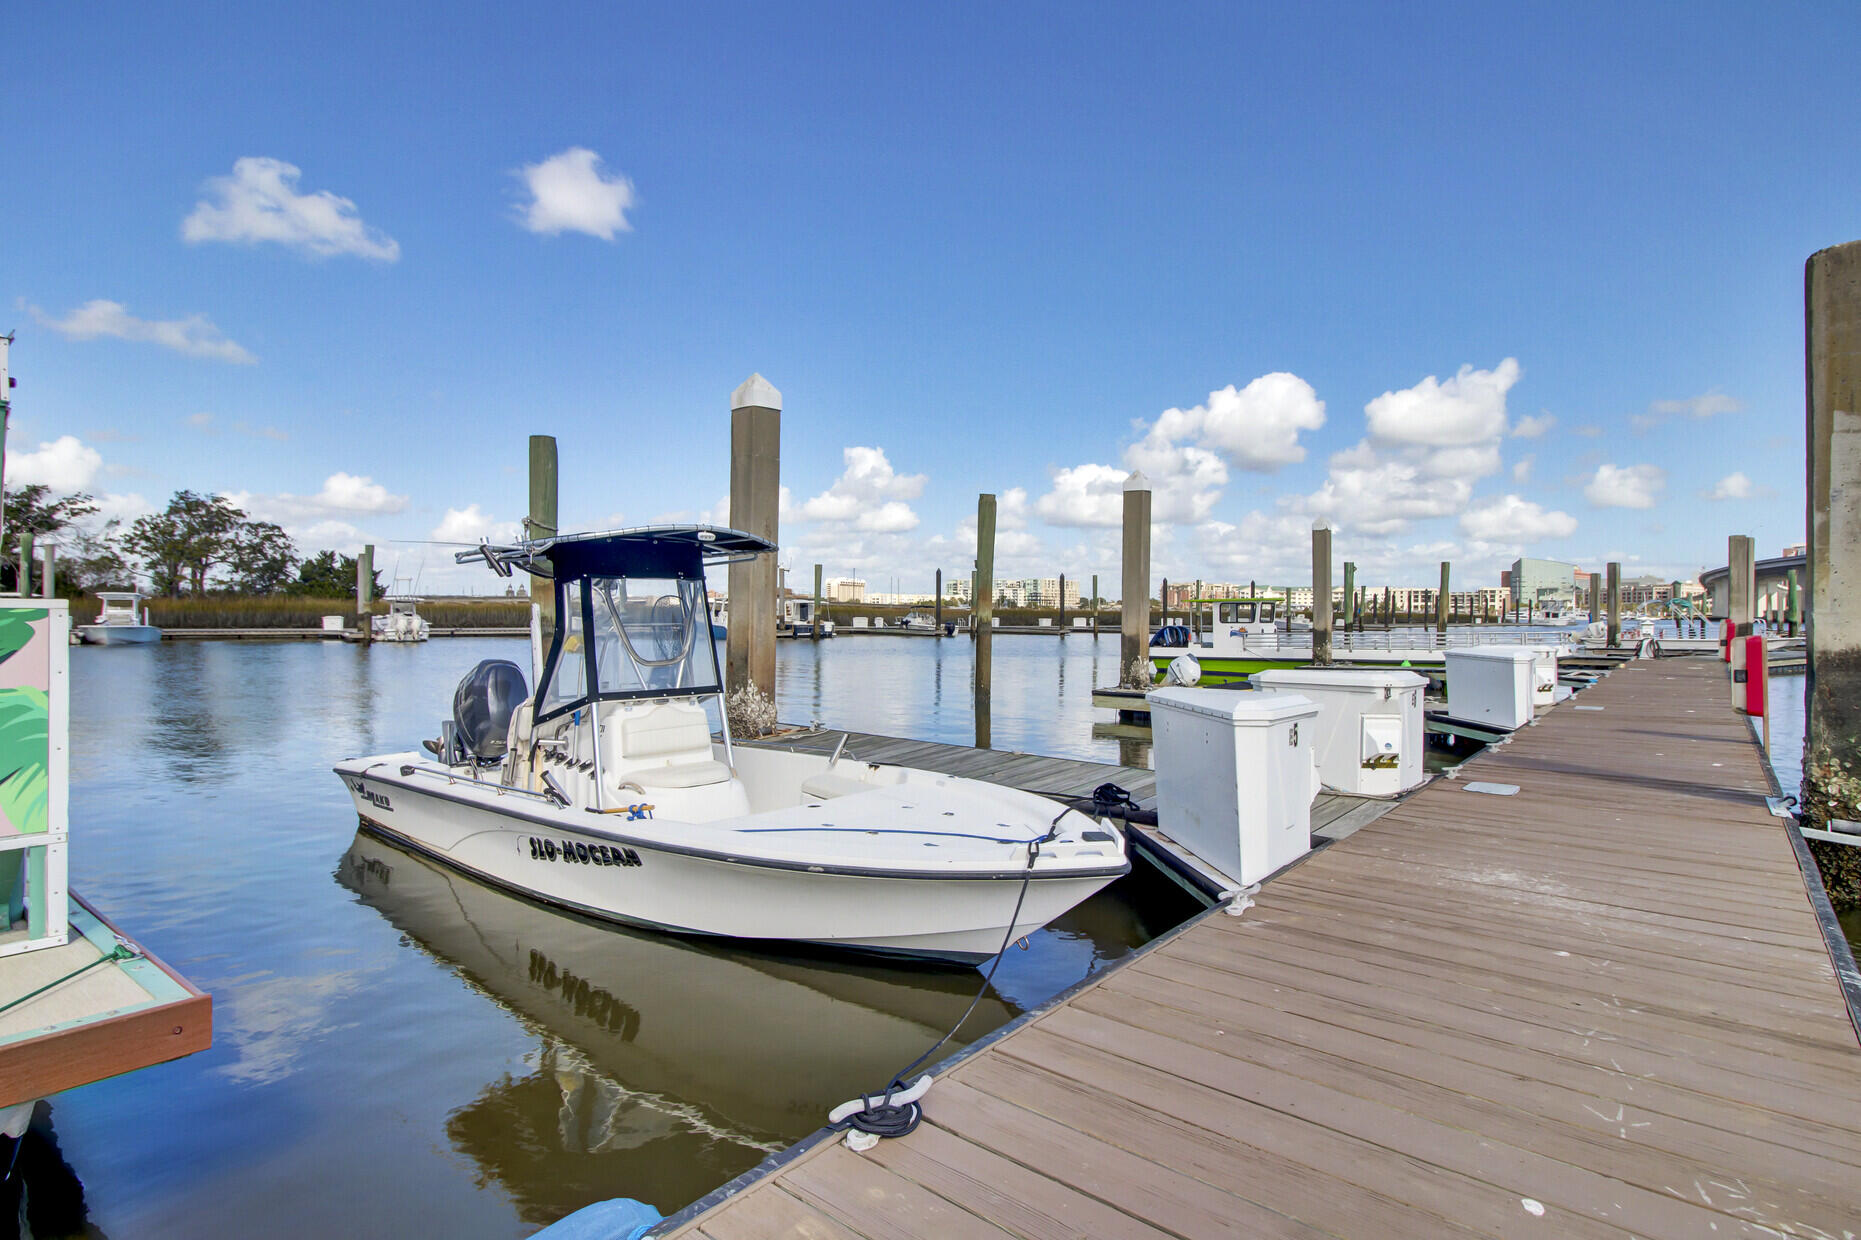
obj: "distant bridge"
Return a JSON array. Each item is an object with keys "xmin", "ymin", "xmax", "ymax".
[{"xmin": 1697, "ymin": 553, "xmax": 1806, "ymax": 620}]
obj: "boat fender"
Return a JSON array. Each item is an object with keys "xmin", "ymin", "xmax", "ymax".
[{"xmin": 526, "ymin": 1197, "xmax": 662, "ymax": 1239}]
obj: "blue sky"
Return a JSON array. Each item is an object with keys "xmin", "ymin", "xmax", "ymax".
[{"xmin": 5, "ymin": 3, "xmax": 1850, "ymax": 593}]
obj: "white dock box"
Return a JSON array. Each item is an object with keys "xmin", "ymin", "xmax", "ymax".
[
  {"xmin": 1248, "ymin": 668, "xmax": 1427, "ymax": 797},
  {"xmin": 1444, "ymin": 647, "xmax": 1536, "ymax": 731},
  {"xmin": 1146, "ymin": 687, "xmax": 1320, "ymax": 888},
  {"xmin": 1521, "ymin": 645, "xmax": 1560, "ymax": 711}
]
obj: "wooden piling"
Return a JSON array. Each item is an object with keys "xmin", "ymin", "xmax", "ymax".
[
  {"xmin": 41, "ymin": 543, "xmax": 53, "ymax": 599},
  {"xmin": 527, "ymin": 434, "xmax": 558, "ymax": 637},
  {"xmin": 16, "ymin": 532, "xmax": 30, "ymax": 599},
  {"xmin": 1312, "ymin": 520, "xmax": 1333, "ymax": 665},
  {"xmin": 1788, "ymin": 568, "xmax": 1802, "ymax": 636},
  {"xmin": 1607, "ymin": 560, "xmax": 1623, "ymax": 647},
  {"xmin": 935, "ymin": 569, "xmax": 943, "ymax": 632},
  {"xmin": 975, "ymin": 493, "xmax": 996, "ymax": 748},
  {"xmin": 1727, "ymin": 535, "xmax": 1754, "ymax": 694},
  {"xmin": 1341, "ymin": 562, "xmax": 1356, "ymax": 628},
  {"xmin": 1091, "ymin": 574, "xmax": 1099, "ymax": 635},
  {"xmin": 1804, "ymin": 241, "xmax": 1861, "ymax": 905},
  {"xmin": 1120, "ymin": 473, "xmax": 1152, "ymax": 684},
  {"xmin": 810, "ymin": 564, "xmax": 823, "ymax": 641},
  {"xmin": 1058, "ymin": 572, "xmax": 1067, "ymax": 631},
  {"xmin": 356, "ymin": 543, "xmax": 374, "ymax": 641},
  {"xmin": 726, "ymin": 374, "xmax": 781, "ymax": 713},
  {"xmin": 1436, "ymin": 561, "xmax": 1450, "ymax": 637}
]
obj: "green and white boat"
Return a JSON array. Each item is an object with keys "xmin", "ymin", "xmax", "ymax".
[{"xmin": 1149, "ymin": 596, "xmax": 1577, "ymax": 685}]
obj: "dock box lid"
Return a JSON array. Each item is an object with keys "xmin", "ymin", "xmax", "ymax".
[
  {"xmin": 1249, "ymin": 668, "xmax": 1428, "ymax": 693},
  {"xmin": 1445, "ymin": 646, "xmax": 1539, "ymax": 664},
  {"xmin": 1145, "ymin": 686, "xmax": 1317, "ymax": 724}
]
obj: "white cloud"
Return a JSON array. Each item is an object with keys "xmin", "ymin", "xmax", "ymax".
[
  {"xmin": 187, "ymin": 412, "xmax": 216, "ymax": 430},
  {"xmin": 1510, "ymin": 413, "xmax": 1556, "ymax": 438},
  {"xmin": 516, "ymin": 147, "xmax": 636, "ymax": 239},
  {"xmin": 227, "ymin": 473, "xmax": 409, "ymax": 526},
  {"xmin": 312, "ymin": 473, "xmax": 405, "ymax": 514},
  {"xmin": 1289, "ymin": 359, "xmax": 1521, "ymax": 539},
  {"xmin": 1364, "ymin": 358, "xmax": 1519, "ymax": 447},
  {"xmin": 432, "ymin": 504, "xmax": 521, "ymax": 544},
  {"xmin": 93, "ymin": 492, "xmax": 153, "ymax": 525},
  {"xmin": 1149, "ymin": 374, "xmax": 1327, "ymax": 472},
  {"xmin": 1458, "ymin": 495, "xmax": 1578, "ymax": 542},
  {"xmin": 10, "ymin": 435, "xmax": 103, "ymax": 491},
  {"xmin": 1034, "ymin": 463, "xmax": 1133, "ymax": 528},
  {"xmin": 798, "ymin": 446, "xmax": 925, "ymax": 531},
  {"xmin": 1584, "ymin": 463, "xmax": 1665, "ymax": 509},
  {"xmin": 35, "ymin": 299, "xmax": 255, "ymax": 364},
  {"xmin": 1300, "ymin": 449, "xmax": 1474, "ymax": 536},
  {"xmin": 1511, "ymin": 455, "xmax": 1534, "ymax": 483},
  {"xmin": 1652, "ymin": 390, "xmax": 1742, "ymax": 418},
  {"xmin": 1707, "ymin": 471, "xmax": 1753, "ymax": 501},
  {"xmin": 182, "ymin": 157, "xmax": 399, "ymax": 261}
]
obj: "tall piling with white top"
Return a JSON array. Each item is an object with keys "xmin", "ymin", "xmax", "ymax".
[
  {"xmin": 1120, "ymin": 473, "xmax": 1152, "ymax": 684},
  {"xmin": 1312, "ymin": 520, "xmax": 1333, "ymax": 666},
  {"xmin": 1804, "ymin": 241, "xmax": 1861, "ymax": 904},
  {"xmin": 726, "ymin": 374, "xmax": 781, "ymax": 717}
]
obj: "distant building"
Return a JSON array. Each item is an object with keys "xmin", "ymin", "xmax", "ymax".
[
  {"xmin": 822, "ymin": 577, "xmax": 866, "ymax": 603},
  {"xmin": 1509, "ymin": 557, "xmax": 1580, "ymax": 610}
]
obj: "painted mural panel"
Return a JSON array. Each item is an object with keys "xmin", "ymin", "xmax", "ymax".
[{"xmin": 0, "ymin": 608, "xmax": 51, "ymax": 835}]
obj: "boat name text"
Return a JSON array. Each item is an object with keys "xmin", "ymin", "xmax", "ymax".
[{"xmin": 529, "ymin": 836, "xmax": 644, "ymax": 868}]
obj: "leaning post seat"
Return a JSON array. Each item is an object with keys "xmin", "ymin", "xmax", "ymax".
[{"xmin": 604, "ymin": 700, "xmax": 732, "ymax": 789}]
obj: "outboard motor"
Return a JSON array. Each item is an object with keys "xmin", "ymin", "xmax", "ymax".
[
  {"xmin": 452, "ymin": 659, "xmax": 529, "ymax": 763},
  {"xmin": 1151, "ymin": 624, "xmax": 1192, "ymax": 648}
]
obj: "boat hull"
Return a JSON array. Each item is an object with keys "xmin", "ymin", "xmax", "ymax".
[
  {"xmin": 76, "ymin": 624, "xmax": 161, "ymax": 645},
  {"xmin": 335, "ymin": 763, "xmax": 1123, "ymax": 964}
]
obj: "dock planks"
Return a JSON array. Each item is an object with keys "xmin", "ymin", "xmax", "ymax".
[{"xmin": 662, "ymin": 659, "xmax": 1861, "ymax": 1239}]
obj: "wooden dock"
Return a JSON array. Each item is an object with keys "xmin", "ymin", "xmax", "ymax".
[{"xmin": 659, "ymin": 658, "xmax": 1861, "ymax": 1238}]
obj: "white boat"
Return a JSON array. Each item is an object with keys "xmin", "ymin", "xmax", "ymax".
[
  {"xmin": 898, "ymin": 610, "xmax": 939, "ymax": 632},
  {"xmin": 76, "ymin": 591, "xmax": 161, "ymax": 645},
  {"xmin": 781, "ymin": 596, "xmax": 834, "ymax": 638},
  {"xmin": 334, "ymin": 526, "xmax": 1128, "ymax": 963},
  {"xmin": 371, "ymin": 596, "xmax": 431, "ymax": 642}
]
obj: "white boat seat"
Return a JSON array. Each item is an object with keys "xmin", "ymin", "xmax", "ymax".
[
  {"xmin": 631, "ymin": 759, "xmax": 733, "ymax": 789},
  {"xmin": 620, "ymin": 704, "xmax": 713, "ymax": 758}
]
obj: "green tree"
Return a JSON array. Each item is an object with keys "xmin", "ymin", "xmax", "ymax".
[
  {"xmin": 287, "ymin": 549, "xmax": 383, "ymax": 598},
  {"xmin": 226, "ymin": 521, "xmax": 296, "ymax": 594},
  {"xmin": 0, "ymin": 485, "xmax": 109, "ymax": 593},
  {"xmin": 124, "ymin": 491, "xmax": 297, "ymax": 595}
]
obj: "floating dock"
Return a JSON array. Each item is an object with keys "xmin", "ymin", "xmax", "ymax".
[
  {"xmin": 1, "ymin": 893, "xmax": 211, "ymax": 1106},
  {"xmin": 656, "ymin": 657, "xmax": 1861, "ymax": 1238}
]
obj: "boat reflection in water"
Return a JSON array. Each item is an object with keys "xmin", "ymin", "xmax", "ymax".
[{"xmin": 337, "ymin": 830, "xmax": 1022, "ymax": 1222}]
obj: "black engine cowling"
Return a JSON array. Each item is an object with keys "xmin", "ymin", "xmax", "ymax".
[{"xmin": 452, "ymin": 659, "xmax": 529, "ymax": 762}]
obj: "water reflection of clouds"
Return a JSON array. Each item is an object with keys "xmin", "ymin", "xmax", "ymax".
[{"xmin": 211, "ymin": 967, "xmax": 374, "ymax": 1086}]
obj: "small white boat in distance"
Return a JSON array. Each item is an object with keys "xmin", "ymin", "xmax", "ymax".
[
  {"xmin": 334, "ymin": 526, "xmax": 1127, "ymax": 963},
  {"xmin": 76, "ymin": 591, "xmax": 161, "ymax": 645},
  {"xmin": 372, "ymin": 596, "xmax": 431, "ymax": 643}
]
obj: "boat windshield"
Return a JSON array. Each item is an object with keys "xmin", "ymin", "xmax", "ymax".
[
  {"xmin": 588, "ymin": 576, "xmax": 720, "ymax": 698},
  {"xmin": 1217, "ymin": 602, "xmax": 1258, "ymax": 624}
]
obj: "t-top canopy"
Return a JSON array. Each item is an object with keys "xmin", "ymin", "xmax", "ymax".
[{"xmin": 456, "ymin": 525, "xmax": 774, "ymax": 580}]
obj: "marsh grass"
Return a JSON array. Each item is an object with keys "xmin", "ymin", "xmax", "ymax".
[{"xmin": 139, "ymin": 596, "xmax": 532, "ymax": 628}]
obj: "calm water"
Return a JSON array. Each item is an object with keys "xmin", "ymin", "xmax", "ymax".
[{"xmin": 33, "ymin": 634, "xmax": 1198, "ymax": 1238}]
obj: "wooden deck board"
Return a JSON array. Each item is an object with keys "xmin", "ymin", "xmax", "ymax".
[{"xmin": 663, "ymin": 659, "xmax": 1861, "ymax": 1238}]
